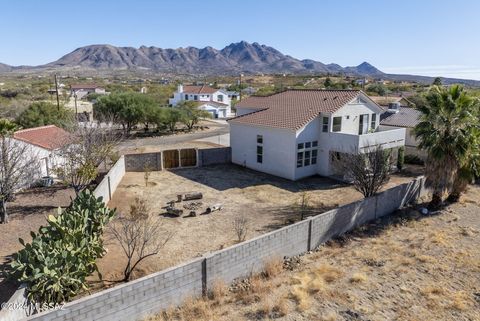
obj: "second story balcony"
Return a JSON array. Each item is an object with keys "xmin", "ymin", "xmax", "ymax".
[{"xmin": 319, "ymin": 127, "xmax": 406, "ymax": 154}]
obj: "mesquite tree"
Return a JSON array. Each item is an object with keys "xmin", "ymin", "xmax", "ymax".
[
  {"xmin": 110, "ymin": 197, "xmax": 173, "ymax": 281},
  {"xmin": 334, "ymin": 147, "xmax": 393, "ymax": 198},
  {"xmin": 55, "ymin": 123, "xmax": 121, "ymax": 195}
]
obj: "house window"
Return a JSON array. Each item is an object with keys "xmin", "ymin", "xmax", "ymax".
[
  {"xmin": 322, "ymin": 117, "xmax": 329, "ymax": 132},
  {"xmin": 257, "ymin": 135, "xmax": 263, "ymax": 163},
  {"xmin": 296, "ymin": 141, "xmax": 318, "ymax": 168},
  {"xmin": 304, "ymin": 151, "xmax": 311, "ymax": 166},
  {"xmin": 194, "ymin": 95, "xmax": 198, "ymax": 100},
  {"xmin": 297, "ymin": 152, "xmax": 303, "ymax": 168},
  {"xmin": 332, "ymin": 117, "xmax": 342, "ymax": 132},
  {"xmin": 311, "ymin": 149, "xmax": 318, "ymax": 165},
  {"xmin": 371, "ymin": 114, "xmax": 377, "ymax": 129},
  {"xmin": 218, "ymin": 94, "xmax": 224, "ymax": 102},
  {"xmin": 185, "ymin": 94, "xmax": 188, "ymax": 100}
]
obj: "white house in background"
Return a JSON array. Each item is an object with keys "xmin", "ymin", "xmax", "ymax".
[
  {"xmin": 229, "ymin": 89, "xmax": 406, "ymax": 181},
  {"xmin": 169, "ymin": 84, "xmax": 232, "ymax": 118},
  {"xmin": 380, "ymin": 106, "xmax": 426, "ymax": 159},
  {"xmin": 70, "ymin": 84, "xmax": 106, "ymax": 100},
  {"xmin": 13, "ymin": 125, "xmax": 71, "ymax": 178}
]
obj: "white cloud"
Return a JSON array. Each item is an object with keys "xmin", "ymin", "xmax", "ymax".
[{"xmin": 381, "ymin": 65, "xmax": 480, "ymax": 80}]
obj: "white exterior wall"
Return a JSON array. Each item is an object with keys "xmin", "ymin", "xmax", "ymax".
[
  {"xmin": 294, "ymin": 118, "xmax": 321, "ymax": 180},
  {"xmin": 169, "ymin": 88, "xmax": 232, "ymax": 118},
  {"xmin": 330, "ymin": 101, "xmax": 380, "ymax": 135},
  {"xmin": 230, "ymin": 123, "xmax": 296, "ymax": 180}
]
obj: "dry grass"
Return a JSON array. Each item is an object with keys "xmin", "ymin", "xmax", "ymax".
[
  {"xmin": 145, "ymin": 186, "xmax": 480, "ymax": 321},
  {"xmin": 349, "ymin": 272, "xmax": 368, "ymax": 283},
  {"xmin": 263, "ymin": 256, "xmax": 283, "ymax": 279}
]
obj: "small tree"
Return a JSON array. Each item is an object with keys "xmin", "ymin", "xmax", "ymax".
[
  {"xmin": 0, "ymin": 119, "xmax": 41, "ymax": 223},
  {"xmin": 397, "ymin": 147, "xmax": 405, "ymax": 171},
  {"xmin": 143, "ymin": 165, "xmax": 152, "ymax": 187},
  {"xmin": 232, "ymin": 216, "xmax": 249, "ymax": 242},
  {"xmin": 298, "ymin": 191, "xmax": 311, "ymax": 220},
  {"xmin": 55, "ymin": 123, "xmax": 122, "ymax": 195},
  {"xmin": 334, "ymin": 147, "xmax": 393, "ymax": 198},
  {"xmin": 178, "ymin": 101, "xmax": 212, "ymax": 131},
  {"xmin": 432, "ymin": 77, "xmax": 442, "ymax": 86},
  {"xmin": 163, "ymin": 107, "xmax": 182, "ymax": 132},
  {"xmin": 16, "ymin": 102, "xmax": 74, "ymax": 129},
  {"xmin": 110, "ymin": 197, "xmax": 173, "ymax": 281},
  {"xmin": 324, "ymin": 77, "xmax": 333, "ymax": 88}
]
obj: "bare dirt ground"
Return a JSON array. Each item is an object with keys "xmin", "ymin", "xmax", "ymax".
[
  {"xmin": 147, "ymin": 185, "xmax": 480, "ymax": 321},
  {"xmin": 100, "ymin": 164, "xmax": 423, "ymax": 284},
  {"xmin": 0, "ymin": 185, "xmax": 75, "ymax": 304}
]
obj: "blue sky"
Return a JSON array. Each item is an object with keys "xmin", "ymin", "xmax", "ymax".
[{"xmin": 1, "ymin": 0, "xmax": 479, "ymax": 79}]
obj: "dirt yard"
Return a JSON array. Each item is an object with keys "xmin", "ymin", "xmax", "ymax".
[
  {"xmin": 146, "ymin": 186, "xmax": 480, "ymax": 321},
  {"xmin": 100, "ymin": 164, "xmax": 423, "ymax": 283}
]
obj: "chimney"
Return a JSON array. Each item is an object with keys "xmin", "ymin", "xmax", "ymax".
[{"xmin": 178, "ymin": 84, "xmax": 183, "ymax": 93}]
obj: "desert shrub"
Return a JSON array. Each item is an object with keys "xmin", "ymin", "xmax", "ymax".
[
  {"xmin": 232, "ymin": 216, "xmax": 249, "ymax": 242},
  {"xmin": 9, "ymin": 190, "xmax": 116, "ymax": 305},
  {"xmin": 397, "ymin": 147, "xmax": 405, "ymax": 170}
]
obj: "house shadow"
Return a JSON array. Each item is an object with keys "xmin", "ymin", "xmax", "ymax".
[
  {"xmin": 168, "ymin": 164, "xmax": 348, "ymax": 193},
  {"xmin": 7, "ymin": 205, "xmax": 58, "ymax": 219},
  {"xmin": 0, "ymin": 254, "xmax": 20, "ymax": 305}
]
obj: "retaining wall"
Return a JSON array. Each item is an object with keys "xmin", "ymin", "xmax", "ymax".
[
  {"xmin": 24, "ymin": 176, "xmax": 427, "ymax": 321},
  {"xmin": 198, "ymin": 147, "xmax": 231, "ymax": 166}
]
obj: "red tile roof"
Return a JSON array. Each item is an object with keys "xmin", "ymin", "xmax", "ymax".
[
  {"xmin": 229, "ymin": 89, "xmax": 364, "ymax": 130},
  {"xmin": 183, "ymin": 85, "xmax": 219, "ymax": 94},
  {"xmin": 14, "ymin": 125, "xmax": 71, "ymax": 150}
]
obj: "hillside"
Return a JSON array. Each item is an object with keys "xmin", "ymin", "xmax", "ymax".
[{"xmin": 1, "ymin": 41, "xmax": 479, "ymax": 86}]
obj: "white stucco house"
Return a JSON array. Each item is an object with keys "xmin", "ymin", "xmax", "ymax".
[
  {"xmin": 380, "ymin": 106, "xmax": 425, "ymax": 159},
  {"xmin": 229, "ymin": 89, "xmax": 406, "ymax": 181},
  {"xmin": 13, "ymin": 125, "xmax": 71, "ymax": 179},
  {"xmin": 169, "ymin": 84, "xmax": 232, "ymax": 118},
  {"xmin": 70, "ymin": 84, "xmax": 106, "ymax": 100}
]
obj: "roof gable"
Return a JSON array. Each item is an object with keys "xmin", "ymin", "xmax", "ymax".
[{"xmin": 230, "ymin": 90, "xmax": 363, "ymax": 130}]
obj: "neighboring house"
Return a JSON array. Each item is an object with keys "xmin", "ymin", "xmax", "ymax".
[
  {"xmin": 169, "ymin": 84, "xmax": 232, "ymax": 118},
  {"xmin": 13, "ymin": 125, "xmax": 71, "ymax": 178},
  {"xmin": 226, "ymin": 91, "xmax": 240, "ymax": 101},
  {"xmin": 380, "ymin": 107, "xmax": 426, "ymax": 159},
  {"xmin": 370, "ymin": 96, "xmax": 415, "ymax": 109},
  {"xmin": 70, "ymin": 84, "xmax": 106, "ymax": 100},
  {"xmin": 229, "ymin": 89, "xmax": 406, "ymax": 181}
]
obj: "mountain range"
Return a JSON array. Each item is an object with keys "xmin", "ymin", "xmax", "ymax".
[{"xmin": 1, "ymin": 41, "xmax": 478, "ymax": 86}]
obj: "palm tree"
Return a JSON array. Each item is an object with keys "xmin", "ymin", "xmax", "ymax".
[{"xmin": 414, "ymin": 85, "xmax": 479, "ymax": 209}]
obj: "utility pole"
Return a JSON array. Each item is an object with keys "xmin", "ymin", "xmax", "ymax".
[
  {"xmin": 74, "ymin": 93, "xmax": 78, "ymax": 121},
  {"xmin": 239, "ymin": 73, "xmax": 243, "ymax": 101},
  {"xmin": 54, "ymin": 74, "xmax": 60, "ymax": 110}
]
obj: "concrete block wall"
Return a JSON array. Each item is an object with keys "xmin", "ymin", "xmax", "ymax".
[
  {"xmin": 198, "ymin": 147, "xmax": 231, "ymax": 167},
  {"xmin": 26, "ymin": 258, "xmax": 204, "ymax": 321},
  {"xmin": 124, "ymin": 152, "xmax": 162, "ymax": 172},
  {"xmin": 22, "ymin": 176, "xmax": 426, "ymax": 321},
  {"xmin": 92, "ymin": 156, "xmax": 126, "ymax": 203},
  {"xmin": 205, "ymin": 219, "xmax": 310, "ymax": 286}
]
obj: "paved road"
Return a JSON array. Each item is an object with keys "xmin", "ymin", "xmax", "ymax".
[{"xmin": 118, "ymin": 120, "xmax": 229, "ymax": 151}]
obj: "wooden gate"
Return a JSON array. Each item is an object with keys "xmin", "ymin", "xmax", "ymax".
[
  {"xmin": 163, "ymin": 150, "xmax": 179, "ymax": 169},
  {"xmin": 180, "ymin": 148, "xmax": 197, "ymax": 167}
]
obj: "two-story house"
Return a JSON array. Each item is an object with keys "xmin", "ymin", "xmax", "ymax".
[
  {"xmin": 169, "ymin": 84, "xmax": 232, "ymax": 118},
  {"xmin": 229, "ymin": 89, "xmax": 406, "ymax": 180}
]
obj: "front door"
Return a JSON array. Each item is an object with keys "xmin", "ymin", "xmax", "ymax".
[{"xmin": 359, "ymin": 114, "xmax": 369, "ymax": 135}]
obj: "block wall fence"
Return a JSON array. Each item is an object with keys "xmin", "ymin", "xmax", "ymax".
[{"xmin": 23, "ymin": 176, "xmax": 427, "ymax": 321}]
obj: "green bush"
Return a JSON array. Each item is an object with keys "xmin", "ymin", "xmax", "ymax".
[
  {"xmin": 16, "ymin": 102, "xmax": 74, "ymax": 129},
  {"xmin": 397, "ymin": 147, "xmax": 405, "ymax": 170},
  {"xmin": 9, "ymin": 190, "xmax": 116, "ymax": 305}
]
